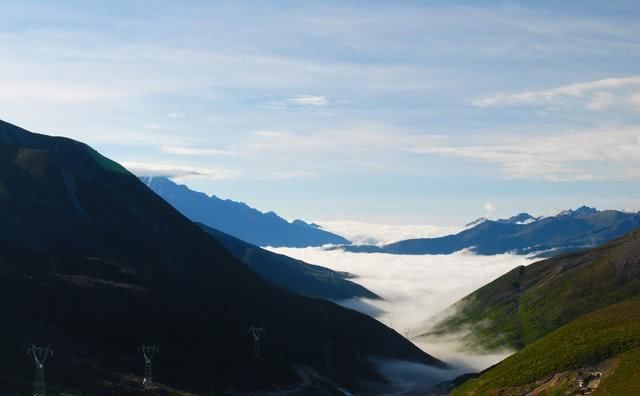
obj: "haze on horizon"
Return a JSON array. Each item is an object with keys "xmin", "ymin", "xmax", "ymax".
[{"xmin": 1, "ymin": 0, "xmax": 639, "ymax": 225}]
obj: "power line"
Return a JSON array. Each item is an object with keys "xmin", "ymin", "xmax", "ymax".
[
  {"xmin": 27, "ymin": 345, "xmax": 53, "ymax": 396},
  {"xmin": 325, "ymin": 341, "xmax": 333, "ymax": 375},
  {"xmin": 249, "ymin": 326, "xmax": 265, "ymax": 360},
  {"xmin": 138, "ymin": 345, "xmax": 159, "ymax": 387}
]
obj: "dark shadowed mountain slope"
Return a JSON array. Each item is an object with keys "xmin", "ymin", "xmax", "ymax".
[
  {"xmin": 140, "ymin": 176, "xmax": 350, "ymax": 248},
  {"xmin": 199, "ymin": 223, "xmax": 379, "ymax": 301},
  {"xmin": 0, "ymin": 119, "xmax": 442, "ymax": 395},
  {"xmin": 341, "ymin": 207, "xmax": 640, "ymax": 256},
  {"xmin": 425, "ymin": 228, "xmax": 640, "ymax": 352}
]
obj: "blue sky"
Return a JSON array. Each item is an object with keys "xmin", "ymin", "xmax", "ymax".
[{"xmin": 1, "ymin": 1, "xmax": 639, "ymax": 225}]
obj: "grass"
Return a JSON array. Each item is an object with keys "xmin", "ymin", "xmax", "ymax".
[
  {"xmin": 431, "ymin": 230, "xmax": 640, "ymax": 351},
  {"xmin": 593, "ymin": 347, "xmax": 640, "ymax": 396},
  {"xmin": 452, "ymin": 300, "xmax": 640, "ymax": 395}
]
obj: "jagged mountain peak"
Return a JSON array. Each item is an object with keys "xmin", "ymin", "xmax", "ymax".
[
  {"xmin": 558, "ymin": 205, "xmax": 599, "ymax": 217},
  {"xmin": 343, "ymin": 206, "xmax": 640, "ymax": 256},
  {"xmin": 499, "ymin": 212, "xmax": 538, "ymax": 224}
]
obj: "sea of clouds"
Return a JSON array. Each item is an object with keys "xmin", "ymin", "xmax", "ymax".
[
  {"xmin": 314, "ymin": 220, "xmax": 462, "ymax": 246},
  {"xmin": 268, "ymin": 246, "xmax": 533, "ymax": 377}
]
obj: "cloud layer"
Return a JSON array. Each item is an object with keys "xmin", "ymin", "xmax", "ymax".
[
  {"xmin": 1, "ymin": 1, "xmax": 639, "ymax": 224},
  {"xmin": 122, "ymin": 161, "xmax": 240, "ymax": 180},
  {"xmin": 160, "ymin": 145, "xmax": 237, "ymax": 156},
  {"xmin": 415, "ymin": 126, "xmax": 640, "ymax": 182},
  {"xmin": 315, "ymin": 220, "xmax": 460, "ymax": 245},
  {"xmin": 473, "ymin": 75, "xmax": 640, "ymax": 109},
  {"xmin": 268, "ymin": 246, "xmax": 532, "ymax": 372},
  {"xmin": 286, "ymin": 95, "xmax": 328, "ymax": 106}
]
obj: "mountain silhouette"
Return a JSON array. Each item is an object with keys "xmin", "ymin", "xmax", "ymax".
[
  {"xmin": 341, "ymin": 207, "xmax": 640, "ymax": 256},
  {"xmin": 199, "ymin": 223, "xmax": 379, "ymax": 301},
  {"xmin": 0, "ymin": 119, "xmax": 442, "ymax": 395},
  {"xmin": 140, "ymin": 176, "xmax": 350, "ymax": 248}
]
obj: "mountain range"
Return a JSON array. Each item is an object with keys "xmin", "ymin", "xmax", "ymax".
[
  {"xmin": 140, "ymin": 176, "xmax": 350, "ymax": 248},
  {"xmin": 0, "ymin": 119, "xmax": 441, "ymax": 395},
  {"xmin": 340, "ymin": 206, "xmax": 640, "ymax": 256},
  {"xmin": 423, "ymin": 226, "xmax": 640, "ymax": 394},
  {"xmin": 5, "ymin": 115, "xmax": 638, "ymax": 395},
  {"xmin": 198, "ymin": 223, "xmax": 378, "ymax": 301},
  {"xmin": 141, "ymin": 177, "xmax": 372, "ymax": 301}
]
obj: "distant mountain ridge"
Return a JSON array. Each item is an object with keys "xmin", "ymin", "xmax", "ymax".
[
  {"xmin": 464, "ymin": 213, "xmax": 539, "ymax": 228},
  {"xmin": 340, "ymin": 206, "xmax": 640, "ymax": 256},
  {"xmin": 198, "ymin": 223, "xmax": 379, "ymax": 301},
  {"xmin": 497, "ymin": 212, "xmax": 539, "ymax": 225},
  {"xmin": 140, "ymin": 176, "xmax": 350, "ymax": 248}
]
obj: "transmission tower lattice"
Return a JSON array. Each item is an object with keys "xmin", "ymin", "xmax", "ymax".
[
  {"xmin": 50, "ymin": 256, "xmax": 58, "ymax": 275},
  {"xmin": 139, "ymin": 345, "xmax": 159, "ymax": 386},
  {"xmin": 27, "ymin": 345, "xmax": 53, "ymax": 396},
  {"xmin": 325, "ymin": 341, "xmax": 333, "ymax": 374},
  {"xmin": 249, "ymin": 326, "xmax": 265, "ymax": 360}
]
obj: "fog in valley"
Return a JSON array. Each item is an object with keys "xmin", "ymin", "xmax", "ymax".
[{"xmin": 269, "ymin": 245, "xmax": 532, "ymax": 378}]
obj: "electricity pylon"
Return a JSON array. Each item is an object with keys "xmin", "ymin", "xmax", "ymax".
[
  {"xmin": 49, "ymin": 256, "xmax": 58, "ymax": 275},
  {"xmin": 139, "ymin": 345, "xmax": 159, "ymax": 386},
  {"xmin": 325, "ymin": 341, "xmax": 333, "ymax": 375},
  {"xmin": 249, "ymin": 326, "xmax": 265, "ymax": 360},
  {"xmin": 144, "ymin": 264, "xmax": 153, "ymax": 283},
  {"xmin": 27, "ymin": 345, "xmax": 53, "ymax": 396}
]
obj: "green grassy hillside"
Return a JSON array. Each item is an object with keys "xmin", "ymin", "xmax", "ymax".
[
  {"xmin": 428, "ymin": 229, "xmax": 640, "ymax": 351},
  {"xmin": 593, "ymin": 346, "xmax": 640, "ymax": 396},
  {"xmin": 452, "ymin": 300, "xmax": 640, "ymax": 395}
]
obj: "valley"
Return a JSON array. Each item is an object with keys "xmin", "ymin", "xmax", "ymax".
[{"xmin": 1, "ymin": 2, "xmax": 638, "ymax": 393}]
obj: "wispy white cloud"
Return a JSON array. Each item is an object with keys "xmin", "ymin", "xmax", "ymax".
[
  {"xmin": 262, "ymin": 96, "xmax": 329, "ymax": 110},
  {"xmin": 261, "ymin": 170, "xmax": 319, "ymax": 180},
  {"xmin": 0, "ymin": 1, "xmax": 639, "ymax": 225},
  {"xmin": 414, "ymin": 126, "xmax": 640, "ymax": 181},
  {"xmin": 473, "ymin": 76, "xmax": 640, "ymax": 109},
  {"xmin": 484, "ymin": 201, "xmax": 497, "ymax": 215},
  {"xmin": 631, "ymin": 93, "xmax": 640, "ymax": 111},
  {"xmin": 286, "ymin": 95, "xmax": 328, "ymax": 106},
  {"xmin": 160, "ymin": 145, "xmax": 237, "ymax": 156},
  {"xmin": 587, "ymin": 91, "xmax": 614, "ymax": 111},
  {"xmin": 0, "ymin": 80, "xmax": 121, "ymax": 103},
  {"xmin": 242, "ymin": 123, "xmax": 639, "ymax": 183},
  {"xmin": 121, "ymin": 161, "xmax": 240, "ymax": 180},
  {"xmin": 241, "ymin": 125, "xmax": 452, "ymax": 179},
  {"xmin": 253, "ymin": 130, "xmax": 284, "ymax": 138},
  {"xmin": 249, "ymin": 125, "xmax": 440, "ymax": 154}
]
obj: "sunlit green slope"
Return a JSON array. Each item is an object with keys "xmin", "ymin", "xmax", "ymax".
[
  {"xmin": 430, "ymin": 229, "xmax": 640, "ymax": 351},
  {"xmin": 452, "ymin": 300, "xmax": 640, "ymax": 395}
]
